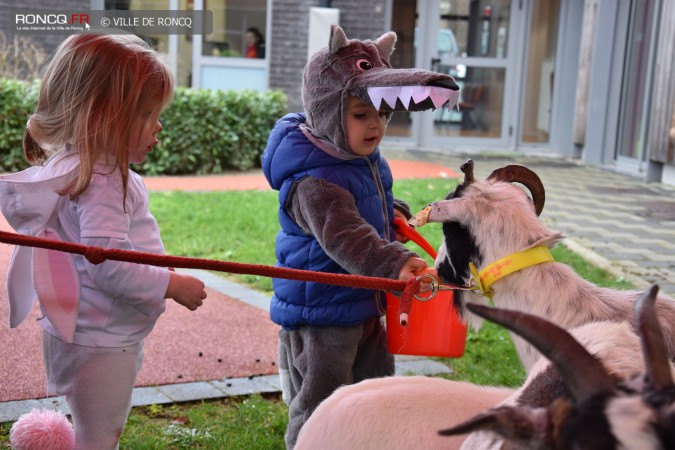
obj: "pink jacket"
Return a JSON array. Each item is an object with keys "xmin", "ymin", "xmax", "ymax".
[{"xmin": 0, "ymin": 148, "xmax": 169, "ymax": 346}]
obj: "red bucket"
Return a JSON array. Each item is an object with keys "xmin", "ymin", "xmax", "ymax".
[
  {"xmin": 386, "ymin": 218, "xmax": 467, "ymax": 357},
  {"xmin": 386, "ymin": 290, "xmax": 466, "ymax": 357}
]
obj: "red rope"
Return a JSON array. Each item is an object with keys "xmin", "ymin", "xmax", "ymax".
[{"xmin": 0, "ymin": 230, "xmax": 416, "ymax": 319}]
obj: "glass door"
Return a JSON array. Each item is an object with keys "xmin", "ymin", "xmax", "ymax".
[
  {"xmin": 386, "ymin": 0, "xmax": 421, "ymax": 142},
  {"xmin": 519, "ymin": 0, "xmax": 560, "ymax": 146},
  {"xmin": 386, "ymin": 0, "xmax": 525, "ymax": 149},
  {"xmin": 429, "ymin": 0, "xmax": 512, "ymax": 142},
  {"xmin": 615, "ymin": 0, "xmax": 657, "ymax": 164}
]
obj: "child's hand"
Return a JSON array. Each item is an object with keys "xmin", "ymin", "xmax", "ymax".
[
  {"xmin": 398, "ymin": 257, "xmax": 432, "ymax": 294},
  {"xmin": 397, "ymin": 256, "xmax": 428, "ymax": 281},
  {"xmin": 166, "ymin": 272, "xmax": 207, "ymax": 311}
]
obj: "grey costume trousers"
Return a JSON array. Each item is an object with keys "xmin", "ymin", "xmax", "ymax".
[{"xmin": 278, "ymin": 316, "xmax": 395, "ymax": 449}]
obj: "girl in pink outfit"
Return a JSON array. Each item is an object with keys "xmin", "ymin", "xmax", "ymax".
[{"xmin": 0, "ymin": 34, "xmax": 207, "ymax": 449}]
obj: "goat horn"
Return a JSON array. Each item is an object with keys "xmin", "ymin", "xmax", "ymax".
[
  {"xmin": 467, "ymin": 303, "xmax": 615, "ymax": 403},
  {"xmin": 635, "ymin": 284, "xmax": 674, "ymax": 391},
  {"xmin": 487, "ymin": 165, "xmax": 545, "ymax": 216},
  {"xmin": 460, "ymin": 159, "xmax": 475, "ymax": 185}
]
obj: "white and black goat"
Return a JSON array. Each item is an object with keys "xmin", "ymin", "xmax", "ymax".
[
  {"xmin": 441, "ymin": 285, "xmax": 675, "ymax": 449},
  {"xmin": 416, "ymin": 159, "xmax": 675, "ymax": 371}
]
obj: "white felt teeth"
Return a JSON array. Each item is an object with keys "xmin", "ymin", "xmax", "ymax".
[{"xmin": 367, "ymin": 86, "xmax": 460, "ymax": 110}]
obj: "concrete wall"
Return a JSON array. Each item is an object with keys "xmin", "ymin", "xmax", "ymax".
[{"xmin": 268, "ymin": 0, "xmax": 387, "ymax": 114}]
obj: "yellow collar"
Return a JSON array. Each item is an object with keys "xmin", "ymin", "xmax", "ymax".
[{"xmin": 469, "ymin": 246, "xmax": 554, "ymax": 299}]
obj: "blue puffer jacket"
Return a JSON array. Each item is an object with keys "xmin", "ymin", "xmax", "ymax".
[{"xmin": 262, "ymin": 113, "xmax": 395, "ymax": 330}]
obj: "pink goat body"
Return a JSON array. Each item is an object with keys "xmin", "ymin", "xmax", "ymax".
[
  {"xmin": 296, "ymin": 290, "xmax": 675, "ymax": 450},
  {"xmin": 295, "ymin": 321, "xmax": 660, "ymax": 450},
  {"xmin": 295, "ymin": 376, "xmax": 513, "ymax": 450}
]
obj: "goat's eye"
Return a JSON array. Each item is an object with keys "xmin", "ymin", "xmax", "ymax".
[{"xmin": 356, "ymin": 59, "xmax": 373, "ymax": 71}]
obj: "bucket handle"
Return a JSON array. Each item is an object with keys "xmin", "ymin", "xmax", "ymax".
[{"xmin": 393, "ymin": 217, "xmax": 437, "ymax": 259}]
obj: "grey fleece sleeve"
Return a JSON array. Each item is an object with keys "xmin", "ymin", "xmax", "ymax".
[{"xmin": 286, "ymin": 176, "xmax": 417, "ymax": 280}]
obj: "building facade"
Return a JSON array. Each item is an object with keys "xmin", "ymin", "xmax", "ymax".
[{"xmin": 2, "ymin": 0, "xmax": 674, "ymax": 184}]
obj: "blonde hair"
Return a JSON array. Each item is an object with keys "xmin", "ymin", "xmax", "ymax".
[{"xmin": 24, "ymin": 33, "xmax": 174, "ymax": 202}]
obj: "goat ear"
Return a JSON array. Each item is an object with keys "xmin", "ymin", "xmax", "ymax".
[
  {"xmin": 439, "ymin": 406, "xmax": 549, "ymax": 445},
  {"xmin": 527, "ymin": 233, "xmax": 565, "ymax": 250}
]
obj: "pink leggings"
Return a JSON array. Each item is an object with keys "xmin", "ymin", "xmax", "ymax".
[{"xmin": 43, "ymin": 331, "xmax": 143, "ymax": 450}]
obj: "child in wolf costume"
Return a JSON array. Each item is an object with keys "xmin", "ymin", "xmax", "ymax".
[{"xmin": 261, "ymin": 25, "xmax": 459, "ymax": 448}]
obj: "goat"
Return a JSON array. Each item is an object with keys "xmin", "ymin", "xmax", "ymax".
[
  {"xmin": 295, "ymin": 287, "xmax": 675, "ymax": 450},
  {"xmin": 411, "ymin": 159, "xmax": 675, "ymax": 371},
  {"xmin": 441, "ymin": 285, "xmax": 675, "ymax": 449},
  {"xmin": 294, "ymin": 375, "xmax": 514, "ymax": 450}
]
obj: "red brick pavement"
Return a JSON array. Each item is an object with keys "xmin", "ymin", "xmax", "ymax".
[
  {"xmin": 143, "ymin": 160, "xmax": 458, "ymax": 191},
  {"xmin": 0, "ymin": 160, "xmax": 458, "ymax": 402}
]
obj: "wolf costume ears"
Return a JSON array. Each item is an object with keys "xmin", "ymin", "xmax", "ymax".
[
  {"xmin": 328, "ymin": 25, "xmax": 397, "ymax": 62},
  {"xmin": 302, "ymin": 24, "xmax": 460, "ymax": 153}
]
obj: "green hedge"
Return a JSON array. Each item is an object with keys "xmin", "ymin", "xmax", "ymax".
[
  {"xmin": 0, "ymin": 78, "xmax": 287, "ymax": 174},
  {"xmin": 0, "ymin": 78, "xmax": 40, "ymax": 172}
]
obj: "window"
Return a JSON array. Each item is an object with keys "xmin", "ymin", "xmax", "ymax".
[
  {"xmin": 202, "ymin": 0, "xmax": 266, "ymax": 59},
  {"xmin": 105, "ymin": 0, "xmax": 169, "ymax": 54}
]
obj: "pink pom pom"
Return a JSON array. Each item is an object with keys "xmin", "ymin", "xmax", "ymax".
[{"xmin": 10, "ymin": 409, "xmax": 74, "ymax": 450}]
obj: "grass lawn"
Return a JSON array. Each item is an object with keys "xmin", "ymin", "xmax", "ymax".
[{"xmin": 0, "ymin": 178, "xmax": 635, "ymax": 449}]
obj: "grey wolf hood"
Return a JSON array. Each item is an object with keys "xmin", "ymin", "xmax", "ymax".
[{"xmin": 302, "ymin": 24, "xmax": 460, "ymax": 152}]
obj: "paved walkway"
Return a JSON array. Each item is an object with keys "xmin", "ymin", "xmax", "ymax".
[{"xmin": 1, "ymin": 151, "xmax": 674, "ymax": 423}]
